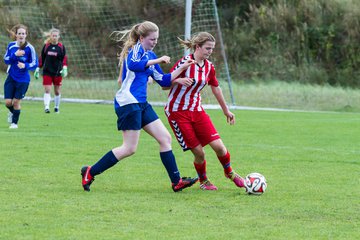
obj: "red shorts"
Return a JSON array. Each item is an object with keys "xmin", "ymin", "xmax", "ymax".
[
  {"xmin": 166, "ymin": 110, "xmax": 220, "ymax": 151},
  {"xmin": 43, "ymin": 75, "xmax": 63, "ymax": 86}
]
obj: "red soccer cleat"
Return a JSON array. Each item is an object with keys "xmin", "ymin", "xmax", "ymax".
[
  {"xmin": 172, "ymin": 177, "xmax": 198, "ymax": 192},
  {"xmin": 81, "ymin": 166, "xmax": 95, "ymax": 191},
  {"xmin": 226, "ymin": 171, "xmax": 246, "ymax": 188},
  {"xmin": 200, "ymin": 179, "xmax": 218, "ymax": 190}
]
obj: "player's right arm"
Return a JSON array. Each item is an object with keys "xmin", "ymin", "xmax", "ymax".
[
  {"xmin": 146, "ymin": 55, "xmax": 171, "ymax": 66},
  {"xmin": 170, "ymin": 58, "xmax": 195, "ymax": 80},
  {"xmin": 4, "ymin": 43, "xmax": 18, "ymax": 65},
  {"xmin": 161, "ymin": 57, "xmax": 195, "ymax": 89},
  {"xmin": 38, "ymin": 44, "xmax": 46, "ymax": 69}
]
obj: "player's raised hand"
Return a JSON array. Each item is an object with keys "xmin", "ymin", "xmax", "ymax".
[
  {"xmin": 158, "ymin": 55, "xmax": 171, "ymax": 64},
  {"xmin": 15, "ymin": 49, "xmax": 25, "ymax": 57},
  {"xmin": 173, "ymin": 77, "xmax": 194, "ymax": 87},
  {"xmin": 179, "ymin": 59, "xmax": 196, "ymax": 69}
]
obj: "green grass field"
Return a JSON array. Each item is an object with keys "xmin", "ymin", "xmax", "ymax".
[{"xmin": 1, "ymin": 102, "xmax": 359, "ymax": 239}]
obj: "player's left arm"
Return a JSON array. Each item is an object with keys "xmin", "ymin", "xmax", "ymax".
[
  {"xmin": 211, "ymin": 85, "xmax": 235, "ymax": 125},
  {"xmin": 208, "ymin": 63, "xmax": 234, "ymax": 125},
  {"xmin": 24, "ymin": 45, "xmax": 38, "ymax": 71},
  {"xmin": 62, "ymin": 44, "xmax": 68, "ymax": 67},
  {"xmin": 60, "ymin": 44, "xmax": 68, "ymax": 77}
]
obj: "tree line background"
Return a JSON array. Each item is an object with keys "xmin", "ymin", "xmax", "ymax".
[
  {"xmin": 218, "ymin": 0, "xmax": 359, "ymax": 87},
  {"xmin": 1, "ymin": 0, "xmax": 359, "ymax": 87}
]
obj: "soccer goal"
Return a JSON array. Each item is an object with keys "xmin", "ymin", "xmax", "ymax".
[{"xmin": 0, "ymin": 0, "xmax": 234, "ymax": 105}]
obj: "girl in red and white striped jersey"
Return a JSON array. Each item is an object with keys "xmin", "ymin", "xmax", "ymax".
[{"xmin": 165, "ymin": 32, "xmax": 246, "ymax": 191}]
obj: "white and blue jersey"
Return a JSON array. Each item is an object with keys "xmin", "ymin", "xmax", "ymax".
[
  {"xmin": 3, "ymin": 41, "xmax": 38, "ymax": 83},
  {"xmin": 114, "ymin": 42, "xmax": 172, "ymax": 108}
]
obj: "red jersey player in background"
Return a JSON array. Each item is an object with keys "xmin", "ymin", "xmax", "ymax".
[
  {"xmin": 35, "ymin": 28, "xmax": 68, "ymax": 113},
  {"xmin": 164, "ymin": 32, "xmax": 247, "ymax": 191}
]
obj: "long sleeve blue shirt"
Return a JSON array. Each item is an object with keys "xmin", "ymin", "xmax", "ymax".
[
  {"xmin": 114, "ymin": 42, "xmax": 171, "ymax": 108},
  {"xmin": 3, "ymin": 41, "xmax": 38, "ymax": 83}
]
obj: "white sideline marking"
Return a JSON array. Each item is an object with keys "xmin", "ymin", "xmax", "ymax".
[{"xmin": 0, "ymin": 95, "xmax": 351, "ymax": 114}]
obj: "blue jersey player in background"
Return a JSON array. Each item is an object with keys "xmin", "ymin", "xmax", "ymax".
[
  {"xmin": 81, "ymin": 21, "xmax": 197, "ymax": 192},
  {"xmin": 3, "ymin": 24, "xmax": 38, "ymax": 129}
]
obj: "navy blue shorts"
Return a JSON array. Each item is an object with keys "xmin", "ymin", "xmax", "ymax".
[
  {"xmin": 4, "ymin": 75, "xmax": 29, "ymax": 99},
  {"xmin": 115, "ymin": 102, "xmax": 159, "ymax": 130}
]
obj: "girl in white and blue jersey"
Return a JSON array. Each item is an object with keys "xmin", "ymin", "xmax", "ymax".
[
  {"xmin": 3, "ymin": 24, "xmax": 38, "ymax": 129},
  {"xmin": 81, "ymin": 21, "xmax": 197, "ymax": 192}
]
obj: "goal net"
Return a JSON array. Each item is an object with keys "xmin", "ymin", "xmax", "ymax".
[{"xmin": 0, "ymin": 0, "xmax": 234, "ymax": 105}]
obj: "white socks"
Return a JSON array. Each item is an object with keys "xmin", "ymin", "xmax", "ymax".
[
  {"xmin": 54, "ymin": 95, "xmax": 61, "ymax": 109},
  {"xmin": 44, "ymin": 94, "xmax": 61, "ymax": 109},
  {"xmin": 44, "ymin": 93, "xmax": 51, "ymax": 109}
]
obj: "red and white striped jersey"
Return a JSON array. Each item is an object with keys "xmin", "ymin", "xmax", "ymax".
[{"xmin": 165, "ymin": 54, "xmax": 219, "ymax": 113}]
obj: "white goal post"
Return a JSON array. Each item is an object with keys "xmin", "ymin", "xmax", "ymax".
[{"xmin": 185, "ymin": 0, "xmax": 234, "ymax": 105}]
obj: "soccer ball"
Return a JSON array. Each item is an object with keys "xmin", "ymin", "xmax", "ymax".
[{"xmin": 245, "ymin": 172, "xmax": 267, "ymax": 195}]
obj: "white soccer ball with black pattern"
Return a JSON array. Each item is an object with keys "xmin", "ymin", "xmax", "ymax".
[{"xmin": 245, "ymin": 172, "xmax": 267, "ymax": 195}]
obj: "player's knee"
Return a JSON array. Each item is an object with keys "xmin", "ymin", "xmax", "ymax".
[
  {"xmin": 159, "ymin": 132, "xmax": 172, "ymax": 146},
  {"xmin": 215, "ymin": 147, "xmax": 227, "ymax": 157},
  {"xmin": 125, "ymin": 146, "xmax": 137, "ymax": 156},
  {"xmin": 12, "ymin": 100, "xmax": 21, "ymax": 109},
  {"xmin": 192, "ymin": 146, "xmax": 205, "ymax": 159},
  {"xmin": 5, "ymin": 100, "xmax": 12, "ymax": 107},
  {"xmin": 210, "ymin": 140, "xmax": 226, "ymax": 155},
  {"xmin": 196, "ymin": 150, "xmax": 205, "ymax": 160}
]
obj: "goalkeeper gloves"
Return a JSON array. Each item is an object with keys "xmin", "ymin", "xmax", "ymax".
[
  {"xmin": 34, "ymin": 67, "xmax": 40, "ymax": 79},
  {"xmin": 60, "ymin": 66, "xmax": 68, "ymax": 77}
]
